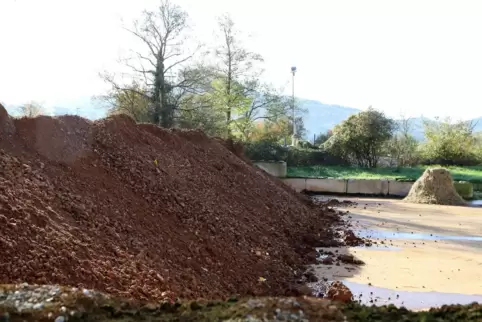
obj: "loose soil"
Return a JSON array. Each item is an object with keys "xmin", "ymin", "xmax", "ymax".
[{"xmin": 0, "ymin": 105, "xmax": 355, "ymax": 302}]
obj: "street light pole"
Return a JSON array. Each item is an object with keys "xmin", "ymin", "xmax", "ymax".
[{"xmin": 291, "ymin": 66, "xmax": 297, "ymax": 147}]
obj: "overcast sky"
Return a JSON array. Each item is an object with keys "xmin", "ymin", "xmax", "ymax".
[{"xmin": 1, "ymin": 0, "xmax": 482, "ymax": 119}]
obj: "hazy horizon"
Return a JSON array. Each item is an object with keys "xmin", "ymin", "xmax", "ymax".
[{"xmin": 1, "ymin": 0, "xmax": 482, "ymax": 120}]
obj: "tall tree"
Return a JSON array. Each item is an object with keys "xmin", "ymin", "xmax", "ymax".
[
  {"xmin": 100, "ymin": 0, "xmax": 201, "ymax": 127},
  {"xmin": 231, "ymin": 81, "xmax": 294, "ymax": 141},
  {"xmin": 249, "ymin": 97, "xmax": 307, "ymax": 144},
  {"xmin": 250, "ymin": 115, "xmax": 306, "ymax": 144},
  {"xmin": 211, "ymin": 14, "xmax": 264, "ymax": 138}
]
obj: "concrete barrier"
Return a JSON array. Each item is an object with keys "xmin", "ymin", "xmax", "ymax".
[
  {"xmin": 254, "ymin": 161, "xmax": 287, "ymax": 178},
  {"xmin": 454, "ymin": 181, "xmax": 474, "ymax": 199},
  {"xmin": 306, "ymin": 178, "xmax": 347, "ymax": 194},
  {"xmin": 282, "ymin": 178, "xmax": 306, "ymax": 192},
  {"xmin": 346, "ymin": 179, "xmax": 389, "ymax": 195},
  {"xmin": 281, "ymin": 177, "xmax": 475, "ymax": 199},
  {"xmin": 388, "ymin": 181, "xmax": 413, "ymax": 197}
]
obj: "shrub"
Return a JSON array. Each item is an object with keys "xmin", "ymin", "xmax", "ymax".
[
  {"xmin": 286, "ymin": 148, "xmax": 348, "ymax": 166},
  {"xmin": 243, "ymin": 140, "xmax": 288, "ymax": 162},
  {"xmin": 243, "ymin": 140, "xmax": 347, "ymax": 166},
  {"xmin": 298, "ymin": 140, "xmax": 319, "ymax": 149}
]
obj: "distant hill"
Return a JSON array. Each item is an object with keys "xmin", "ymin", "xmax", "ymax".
[
  {"xmin": 4, "ymin": 97, "xmax": 106, "ymax": 120},
  {"xmin": 397, "ymin": 117, "xmax": 424, "ymax": 141},
  {"xmin": 299, "ymin": 100, "xmax": 361, "ymax": 139},
  {"xmin": 393, "ymin": 117, "xmax": 482, "ymax": 141},
  {"xmin": 299, "ymin": 100, "xmax": 482, "ymax": 142},
  {"xmin": 4, "ymin": 96, "xmax": 482, "ymax": 141}
]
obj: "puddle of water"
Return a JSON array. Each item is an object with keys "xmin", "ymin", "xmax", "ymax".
[
  {"xmin": 353, "ymin": 245, "xmax": 401, "ymax": 251},
  {"xmin": 343, "ymin": 281, "xmax": 482, "ymax": 310},
  {"xmin": 469, "ymin": 200, "xmax": 482, "ymax": 207},
  {"xmin": 310, "ymin": 280, "xmax": 482, "ymax": 310},
  {"xmin": 356, "ymin": 229, "xmax": 482, "ymax": 242}
]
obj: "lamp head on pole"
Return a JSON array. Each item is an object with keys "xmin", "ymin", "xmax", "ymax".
[{"xmin": 291, "ymin": 66, "xmax": 297, "ymax": 75}]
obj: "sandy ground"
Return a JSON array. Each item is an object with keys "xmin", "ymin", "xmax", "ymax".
[{"xmin": 312, "ymin": 196, "xmax": 482, "ymax": 308}]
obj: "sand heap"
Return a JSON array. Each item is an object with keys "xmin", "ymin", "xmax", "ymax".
[
  {"xmin": 404, "ymin": 168, "xmax": 466, "ymax": 206},
  {"xmin": 0, "ymin": 105, "xmax": 355, "ymax": 302}
]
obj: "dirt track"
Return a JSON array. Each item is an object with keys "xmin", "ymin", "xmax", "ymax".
[{"xmin": 312, "ymin": 196, "xmax": 482, "ymax": 308}]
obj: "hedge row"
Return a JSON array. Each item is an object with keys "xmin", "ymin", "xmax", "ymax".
[{"xmin": 243, "ymin": 140, "xmax": 347, "ymax": 166}]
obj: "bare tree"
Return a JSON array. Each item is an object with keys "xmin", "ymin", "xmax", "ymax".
[
  {"xmin": 100, "ymin": 0, "xmax": 201, "ymax": 127},
  {"xmin": 398, "ymin": 113, "xmax": 413, "ymax": 138},
  {"xmin": 385, "ymin": 113, "xmax": 419, "ymax": 166},
  {"xmin": 17, "ymin": 101, "xmax": 45, "ymax": 117},
  {"xmin": 230, "ymin": 81, "xmax": 296, "ymax": 140}
]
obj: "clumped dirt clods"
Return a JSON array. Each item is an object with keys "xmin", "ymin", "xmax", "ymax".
[
  {"xmin": 0, "ymin": 106, "xmax": 352, "ymax": 302},
  {"xmin": 2, "ymin": 284, "xmax": 481, "ymax": 322},
  {"xmin": 327, "ymin": 281, "xmax": 353, "ymax": 303},
  {"xmin": 404, "ymin": 168, "xmax": 466, "ymax": 206}
]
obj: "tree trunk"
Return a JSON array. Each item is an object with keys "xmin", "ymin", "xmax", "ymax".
[
  {"xmin": 159, "ymin": 61, "xmax": 172, "ymax": 128},
  {"xmin": 225, "ymin": 69, "xmax": 232, "ymax": 138},
  {"xmin": 153, "ymin": 61, "xmax": 163, "ymax": 125}
]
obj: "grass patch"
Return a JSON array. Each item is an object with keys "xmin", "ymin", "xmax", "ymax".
[{"xmin": 287, "ymin": 165, "xmax": 482, "ymax": 183}]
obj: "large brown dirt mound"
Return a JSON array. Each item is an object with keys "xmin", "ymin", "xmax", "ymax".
[
  {"xmin": 404, "ymin": 168, "xmax": 466, "ymax": 205},
  {"xmin": 0, "ymin": 106, "xmax": 347, "ymax": 302}
]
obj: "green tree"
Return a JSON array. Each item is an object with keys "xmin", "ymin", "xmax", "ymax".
[
  {"xmin": 173, "ymin": 14, "xmax": 301, "ymax": 141},
  {"xmin": 420, "ymin": 117, "xmax": 478, "ymax": 165},
  {"xmin": 250, "ymin": 118, "xmax": 289, "ymax": 143},
  {"xmin": 210, "ymin": 14, "xmax": 289, "ymax": 139},
  {"xmin": 250, "ymin": 113, "xmax": 306, "ymax": 144},
  {"xmin": 324, "ymin": 107, "xmax": 395, "ymax": 167}
]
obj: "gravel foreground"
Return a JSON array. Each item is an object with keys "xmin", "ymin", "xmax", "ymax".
[{"xmin": 0, "ymin": 284, "xmax": 481, "ymax": 322}]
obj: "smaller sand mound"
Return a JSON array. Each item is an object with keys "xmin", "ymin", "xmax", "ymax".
[{"xmin": 404, "ymin": 168, "xmax": 466, "ymax": 205}]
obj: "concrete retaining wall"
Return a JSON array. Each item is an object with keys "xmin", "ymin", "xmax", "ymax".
[
  {"xmin": 282, "ymin": 177, "xmax": 474, "ymax": 199},
  {"xmin": 254, "ymin": 161, "xmax": 287, "ymax": 178},
  {"xmin": 282, "ymin": 178, "xmax": 306, "ymax": 192},
  {"xmin": 387, "ymin": 181, "xmax": 413, "ymax": 197},
  {"xmin": 346, "ymin": 179, "xmax": 389, "ymax": 195},
  {"xmin": 306, "ymin": 178, "xmax": 347, "ymax": 194},
  {"xmin": 454, "ymin": 181, "xmax": 474, "ymax": 199}
]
